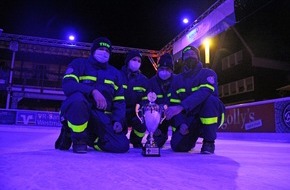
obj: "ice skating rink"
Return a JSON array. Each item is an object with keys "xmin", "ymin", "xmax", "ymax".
[{"xmin": 0, "ymin": 125, "xmax": 290, "ymax": 190}]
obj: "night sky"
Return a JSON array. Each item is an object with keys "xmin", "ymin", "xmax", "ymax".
[
  {"xmin": 0, "ymin": 0, "xmax": 289, "ymax": 76},
  {"xmin": 0, "ymin": 0, "xmax": 217, "ymax": 50}
]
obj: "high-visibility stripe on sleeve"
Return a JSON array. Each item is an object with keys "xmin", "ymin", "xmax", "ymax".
[
  {"xmin": 157, "ymin": 94, "xmax": 163, "ymax": 98},
  {"xmin": 191, "ymin": 84, "xmax": 214, "ymax": 92},
  {"xmin": 123, "ymin": 85, "xmax": 128, "ymax": 89},
  {"xmin": 113, "ymin": 96, "xmax": 125, "ymax": 101},
  {"xmin": 176, "ymin": 88, "xmax": 186, "ymax": 94},
  {"xmin": 170, "ymin": 99, "xmax": 181, "ymax": 103},
  {"xmin": 105, "ymin": 79, "xmax": 118, "ymax": 90},
  {"xmin": 133, "ymin": 86, "xmax": 146, "ymax": 92},
  {"xmin": 79, "ymin": 76, "xmax": 97, "ymax": 81},
  {"xmin": 63, "ymin": 74, "xmax": 79, "ymax": 82}
]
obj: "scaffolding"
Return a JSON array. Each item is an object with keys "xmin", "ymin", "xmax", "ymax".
[
  {"xmin": 0, "ymin": 0, "xmax": 226, "ymax": 109},
  {"xmin": 0, "ymin": 33, "xmax": 161, "ymax": 109}
]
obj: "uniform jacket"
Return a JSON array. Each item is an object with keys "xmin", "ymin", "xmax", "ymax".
[
  {"xmin": 147, "ymin": 74, "xmax": 174, "ymax": 106},
  {"xmin": 119, "ymin": 65, "xmax": 148, "ymax": 115},
  {"xmin": 62, "ymin": 55, "xmax": 125, "ymax": 123},
  {"xmin": 169, "ymin": 62, "xmax": 220, "ymax": 126}
]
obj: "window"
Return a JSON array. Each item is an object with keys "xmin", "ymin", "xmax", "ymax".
[
  {"xmin": 246, "ymin": 76, "xmax": 254, "ymax": 91},
  {"xmin": 229, "ymin": 54, "xmax": 235, "ymax": 67},
  {"xmin": 220, "ymin": 76, "xmax": 254, "ymax": 98},
  {"xmin": 237, "ymin": 79, "xmax": 245, "ymax": 93},
  {"xmin": 235, "ymin": 50, "xmax": 243, "ymax": 65},
  {"xmin": 222, "ymin": 57, "xmax": 229, "ymax": 70},
  {"xmin": 230, "ymin": 82, "xmax": 237, "ymax": 95},
  {"xmin": 223, "ymin": 84, "xmax": 229, "ymax": 97},
  {"xmin": 218, "ymin": 85, "xmax": 223, "ymax": 97}
]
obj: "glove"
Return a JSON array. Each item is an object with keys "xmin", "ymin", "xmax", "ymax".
[
  {"xmin": 179, "ymin": 123, "xmax": 189, "ymax": 135},
  {"xmin": 113, "ymin": 122, "xmax": 123, "ymax": 133}
]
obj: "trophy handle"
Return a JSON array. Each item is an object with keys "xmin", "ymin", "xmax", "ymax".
[
  {"xmin": 160, "ymin": 104, "xmax": 168, "ymax": 124},
  {"xmin": 135, "ymin": 104, "xmax": 144, "ymax": 124}
]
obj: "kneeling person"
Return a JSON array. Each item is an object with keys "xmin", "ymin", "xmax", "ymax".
[{"xmin": 55, "ymin": 37, "xmax": 129, "ymax": 153}]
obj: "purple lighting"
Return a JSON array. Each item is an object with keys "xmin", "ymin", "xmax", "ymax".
[
  {"xmin": 69, "ymin": 35, "xmax": 75, "ymax": 41},
  {"xmin": 183, "ymin": 18, "xmax": 189, "ymax": 24}
]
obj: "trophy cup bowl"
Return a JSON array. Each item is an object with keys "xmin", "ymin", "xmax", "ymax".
[
  {"xmin": 136, "ymin": 92, "xmax": 166, "ymax": 157},
  {"xmin": 142, "ymin": 105, "xmax": 161, "ymax": 157},
  {"xmin": 144, "ymin": 107, "xmax": 161, "ymax": 133}
]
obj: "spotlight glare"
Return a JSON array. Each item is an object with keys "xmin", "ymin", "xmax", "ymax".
[
  {"xmin": 69, "ymin": 35, "xmax": 75, "ymax": 41},
  {"xmin": 183, "ymin": 18, "xmax": 189, "ymax": 24}
]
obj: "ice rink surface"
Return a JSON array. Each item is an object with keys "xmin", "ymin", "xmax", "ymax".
[{"xmin": 0, "ymin": 125, "xmax": 290, "ymax": 190}]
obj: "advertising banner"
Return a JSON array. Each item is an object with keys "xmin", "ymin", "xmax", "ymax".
[
  {"xmin": 219, "ymin": 97, "xmax": 290, "ymax": 133},
  {"xmin": 0, "ymin": 109, "xmax": 61, "ymax": 127}
]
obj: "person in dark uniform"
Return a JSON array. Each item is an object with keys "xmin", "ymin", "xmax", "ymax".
[
  {"xmin": 146, "ymin": 53, "xmax": 175, "ymax": 148},
  {"xmin": 119, "ymin": 50, "xmax": 148, "ymax": 148},
  {"xmin": 165, "ymin": 46, "xmax": 225, "ymax": 154},
  {"xmin": 55, "ymin": 37, "xmax": 129, "ymax": 153}
]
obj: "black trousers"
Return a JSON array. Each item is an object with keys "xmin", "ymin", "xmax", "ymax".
[{"xmin": 61, "ymin": 92, "xmax": 129, "ymax": 153}]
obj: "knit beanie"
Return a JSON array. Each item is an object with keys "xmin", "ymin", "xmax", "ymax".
[
  {"xmin": 91, "ymin": 37, "xmax": 112, "ymax": 54},
  {"xmin": 125, "ymin": 50, "xmax": 142, "ymax": 65},
  {"xmin": 158, "ymin": 53, "xmax": 174, "ymax": 70},
  {"xmin": 182, "ymin": 46, "xmax": 200, "ymax": 60}
]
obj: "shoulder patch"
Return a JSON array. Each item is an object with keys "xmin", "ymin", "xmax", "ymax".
[
  {"xmin": 65, "ymin": 68, "xmax": 74, "ymax": 74},
  {"xmin": 207, "ymin": 76, "xmax": 215, "ymax": 84}
]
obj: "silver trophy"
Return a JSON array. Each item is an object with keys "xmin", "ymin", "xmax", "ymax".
[{"xmin": 135, "ymin": 92, "xmax": 167, "ymax": 157}]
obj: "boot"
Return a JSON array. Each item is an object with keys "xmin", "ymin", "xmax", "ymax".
[
  {"xmin": 55, "ymin": 123, "xmax": 72, "ymax": 150},
  {"xmin": 200, "ymin": 140, "xmax": 215, "ymax": 154},
  {"xmin": 72, "ymin": 141, "xmax": 87, "ymax": 154}
]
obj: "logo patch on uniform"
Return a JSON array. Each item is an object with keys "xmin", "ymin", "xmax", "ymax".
[
  {"xmin": 65, "ymin": 68, "xmax": 74, "ymax": 74},
  {"xmin": 207, "ymin": 76, "xmax": 215, "ymax": 84}
]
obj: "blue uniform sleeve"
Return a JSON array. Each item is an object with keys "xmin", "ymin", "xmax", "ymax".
[
  {"xmin": 181, "ymin": 69, "xmax": 217, "ymax": 113},
  {"xmin": 111, "ymin": 71, "xmax": 126, "ymax": 123},
  {"xmin": 140, "ymin": 76, "xmax": 150, "ymax": 104},
  {"xmin": 168, "ymin": 75, "xmax": 187, "ymax": 127},
  {"xmin": 62, "ymin": 58, "xmax": 95, "ymax": 97}
]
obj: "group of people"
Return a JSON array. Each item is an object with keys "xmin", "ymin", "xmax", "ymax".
[{"xmin": 54, "ymin": 36, "xmax": 225, "ymax": 154}]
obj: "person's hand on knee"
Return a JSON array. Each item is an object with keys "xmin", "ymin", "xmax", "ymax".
[{"xmin": 113, "ymin": 122, "xmax": 123, "ymax": 133}]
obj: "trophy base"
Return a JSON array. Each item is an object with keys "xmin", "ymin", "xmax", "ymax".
[{"xmin": 142, "ymin": 144, "xmax": 160, "ymax": 157}]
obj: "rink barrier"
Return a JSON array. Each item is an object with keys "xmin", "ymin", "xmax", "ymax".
[
  {"xmin": 0, "ymin": 97, "xmax": 290, "ymax": 132},
  {"xmin": 0, "ymin": 109, "xmax": 61, "ymax": 127},
  {"xmin": 218, "ymin": 97, "xmax": 290, "ymax": 133}
]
